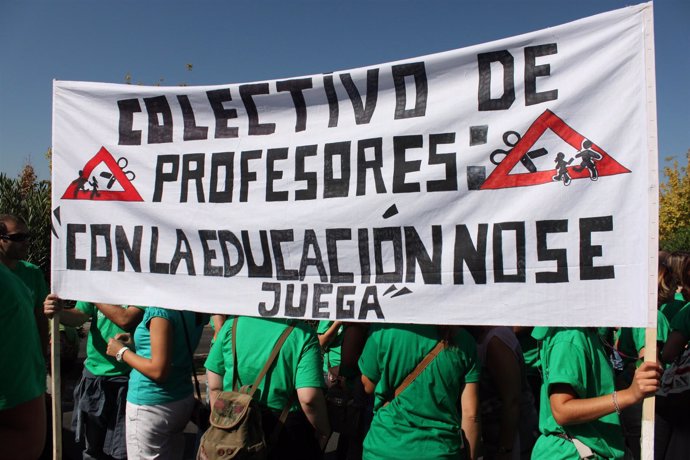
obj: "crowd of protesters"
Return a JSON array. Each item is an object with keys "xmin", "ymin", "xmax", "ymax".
[{"xmin": 2, "ymin": 212, "xmax": 690, "ymax": 460}]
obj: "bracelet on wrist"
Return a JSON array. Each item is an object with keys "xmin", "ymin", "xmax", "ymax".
[{"xmin": 612, "ymin": 391, "xmax": 621, "ymax": 414}]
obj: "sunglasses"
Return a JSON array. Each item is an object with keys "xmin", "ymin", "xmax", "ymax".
[{"xmin": 0, "ymin": 233, "xmax": 31, "ymax": 242}]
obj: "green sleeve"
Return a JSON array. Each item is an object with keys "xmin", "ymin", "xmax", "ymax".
[
  {"xmin": 358, "ymin": 329, "xmax": 381, "ymax": 383},
  {"xmin": 316, "ymin": 320, "xmax": 332, "ymax": 335},
  {"xmin": 205, "ymin": 320, "xmax": 231, "ymax": 377},
  {"xmin": 670, "ymin": 304, "xmax": 690, "ymax": 339},
  {"xmin": 455, "ymin": 329, "xmax": 480, "ymax": 383},
  {"xmin": 657, "ymin": 312, "xmax": 670, "ymax": 342},
  {"xmin": 75, "ymin": 301, "xmax": 94, "ymax": 316},
  {"xmin": 545, "ymin": 340, "xmax": 587, "ymax": 397},
  {"xmin": 145, "ymin": 307, "xmax": 172, "ymax": 326},
  {"xmin": 632, "ymin": 311, "xmax": 670, "ymax": 351},
  {"xmin": 294, "ymin": 329, "xmax": 325, "ymax": 389},
  {"xmin": 631, "ymin": 329, "xmax": 645, "ymax": 353}
]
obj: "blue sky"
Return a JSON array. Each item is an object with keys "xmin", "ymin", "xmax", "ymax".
[{"xmin": 1, "ymin": 0, "xmax": 688, "ymax": 181}]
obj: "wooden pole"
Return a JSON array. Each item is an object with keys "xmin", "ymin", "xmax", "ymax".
[
  {"xmin": 641, "ymin": 327, "xmax": 656, "ymax": 459},
  {"xmin": 51, "ymin": 314, "xmax": 62, "ymax": 460},
  {"xmin": 641, "ymin": 3, "xmax": 658, "ymax": 460}
]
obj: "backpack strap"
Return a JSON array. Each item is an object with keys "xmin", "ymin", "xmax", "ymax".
[
  {"xmin": 384, "ymin": 340, "xmax": 446, "ymax": 407},
  {"xmin": 231, "ymin": 318, "xmax": 240, "ymax": 391},
  {"xmin": 231, "ymin": 317, "xmax": 295, "ymax": 398},
  {"xmin": 248, "ymin": 324, "xmax": 295, "ymax": 398},
  {"xmin": 231, "ymin": 317, "xmax": 295, "ymax": 445}
]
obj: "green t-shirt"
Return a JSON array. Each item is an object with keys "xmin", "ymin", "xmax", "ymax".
[
  {"xmin": 670, "ymin": 302, "xmax": 690, "ymax": 341},
  {"xmin": 0, "ymin": 264, "xmax": 46, "ymax": 409},
  {"xmin": 660, "ymin": 293, "xmax": 688, "ymax": 324},
  {"xmin": 316, "ymin": 320, "xmax": 344, "ymax": 372},
  {"xmin": 11, "ymin": 260, "xmax": 48, "ymax": 312},
  {"xmin": 531, "ymin": 327, "xmax": 624, "ymax": 460},
  {"xmin": 358, "ymin": 324, "xmax": 480, "ymax": 460},
  {"xmin": 204, "ymin": 316, "xmax": 324, "ymax": 412},
  {"xmin": 75, "ymin": 301, "xmax": 144, "ymax": 376},
  {"xmin": 127, "ymin": 308, "xmax": 206, "ymax": 405},
  {"xmin": 615, "ymin": 310, "xmax": 669, "ymax": 368}
]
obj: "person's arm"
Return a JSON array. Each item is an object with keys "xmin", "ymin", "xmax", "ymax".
[
  {"xmin": 43, "ymin": 294, "xmax": 89, "ymax": 327},
  {"xmin": 661, "ymin": 330, "xmax": 687, "ymax": 364},
  {"xmin": 485, "ymin": 337, "xmax": 520, "ymax": 459},
  {"xmin": 461, "ymin": 382, "xmax": 481, "ymax": 460},
  {"xmin": 361, "ymin": 374, "xmax": 376, "ymax": 395},
  {"xmin": 95, "ymin": 303, "xmax": 144, "ymax": 331},
  {"xmin": 297, "ymin": 387, "xmax": 331, "ymax": 449},
  {"xmin": 318, "ymin": 321, "xmax": 343, "ymax": 348},
  {"xmin": 211, "ymin": 315, "xmax": 226, "ymax": 341},
  {"xmin": 106, "ymin": 316, "xmax": 173, "ymax": 383},
  {"xmin": 340, "ymin": 323, "xmax": 368, "ymax": 378},
  {"xmin": 549, "ymin": 361, "xmax": 661, "ymax": 426},
  {"xmin": 207, "ymin": 370, "xmax": 223, "ymax": 407}
]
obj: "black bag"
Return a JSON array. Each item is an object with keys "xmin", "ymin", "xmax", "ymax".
[
  {"xmin": 325, "ymin": 385, "xmax": 361, "ymax": 437},
  {"xmin": 192, "ymin": 397, "xmax": 212, "ymax": 432}
]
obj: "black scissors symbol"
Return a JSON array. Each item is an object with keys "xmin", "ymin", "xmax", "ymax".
[
  {"xmin": 100, "ymin": 157, "xmax": 136, "ymax": 189},
  {"xmin": 490, "ymin": 130, "xmax": 548, "ymax": 173}
]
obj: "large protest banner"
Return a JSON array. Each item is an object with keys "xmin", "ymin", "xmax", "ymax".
[{"xmin": 51, "ymin": 3, "xmax": 658, "ymax": 327}]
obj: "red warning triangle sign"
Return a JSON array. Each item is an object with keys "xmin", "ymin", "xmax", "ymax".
[
  {"xmin": 61, "ymin": 147, "xmax": 144, "ymax": 201},
  {"xmin": 480, "ymin": 110, "xmax": 630, "ymax": 190}
]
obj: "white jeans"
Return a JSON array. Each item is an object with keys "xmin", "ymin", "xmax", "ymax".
[{"xmin": 125, "ymin": 395, "xmax": 195, "ymax": 460}]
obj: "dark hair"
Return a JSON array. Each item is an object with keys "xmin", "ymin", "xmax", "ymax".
[
  {"xmin": 0, "ymin": 214, "xmax": 25, "ymax": 236},
  {"xmin": 668, "ymin": 252, "xmax": 690, "ymax": 300},
  {"xmin": 658, "ymin": 259, "xmax": 679, "ymax": 307}
]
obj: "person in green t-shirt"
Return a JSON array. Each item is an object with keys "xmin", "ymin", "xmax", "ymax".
[
  {"xmin": 658, "ymin": 300, "xmax": 690, "ymax": 458},
  {"xmin": 0, "ymin": 262, "xmax": 47, "ymax": 459},
  {"xmin": 44, "ymin": 295, "xmax": 144, "ymax": 460},
  {"xmin": 0, "ymin": 214, "xmax": 48, "ymax": 359},
  {"xmin": 359, "ymin": 324, "xmax": 481, "ymax": 460},
  {"xmin": 662, "ymin": 302, "xmax": 690, "ymax": 364},
  {"xmin": 531, "ymin": 327, "xmax": 661, "ymax": 460},
  {"xmin": 613, "ymin": 311, "xmax": 669, "ymax": 460},
  {"xmin": 205, "ymin": 316, "xmax": 331, "ymax": 459}
]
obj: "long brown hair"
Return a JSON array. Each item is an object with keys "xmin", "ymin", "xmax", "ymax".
[
  {"xmin": 668, "ymin": 252, "xmax": 690, "ymax": 300},
  {"xmin": 658, "ymin": 258, "xmax": 679, "ymax": 307}
]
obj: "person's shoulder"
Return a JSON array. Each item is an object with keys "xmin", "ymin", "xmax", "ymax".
[
  {"xmin": 13, "ymin": 260, "xmax": 45, "ymax": 282},
  {"xmin": 290, "ymin": 320, "xmax": 320, "ymax": 340},
  {"xmin": 17, "ymin": 260, "xmax": 41, "ymax": 271},
  {"xmin": 315, "ymin": 320, "xmax": 333, "ymax": 334},
  {"xmin": 0, "ymin": 263, "xmax": 30, "ymax": 297},
  {"xmin": 550, "ymin": 327, "xmax": 588, "ymax": 340},
  {"xmin": 544, "ymin": 328, "xmax": 596, "ymax": 355},
  {"xmin": 452, "ymin": 326, "xmax": 475, "ymax": 345},
  {"xmin": 145, "ymin": 306, "xmax": 172, "ymax": 320}
]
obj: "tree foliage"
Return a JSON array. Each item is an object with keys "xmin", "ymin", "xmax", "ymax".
[
  {"xmin": 0, "ymin": 165, "xmax": 52, "ymax": 279},
  {"xmin": 659, "ymin": 150, "xmax": 690, "ymax": 251}
]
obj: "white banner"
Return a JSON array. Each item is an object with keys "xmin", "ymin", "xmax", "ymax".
[{"xmin": 52, "ymin": 3, "xmax": 657, "ymax": 327}]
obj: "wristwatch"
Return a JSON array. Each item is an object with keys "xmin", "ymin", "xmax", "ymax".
[{"xmin": 115, "ymin": 347, "xmax": 129, "ymax": 362}]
